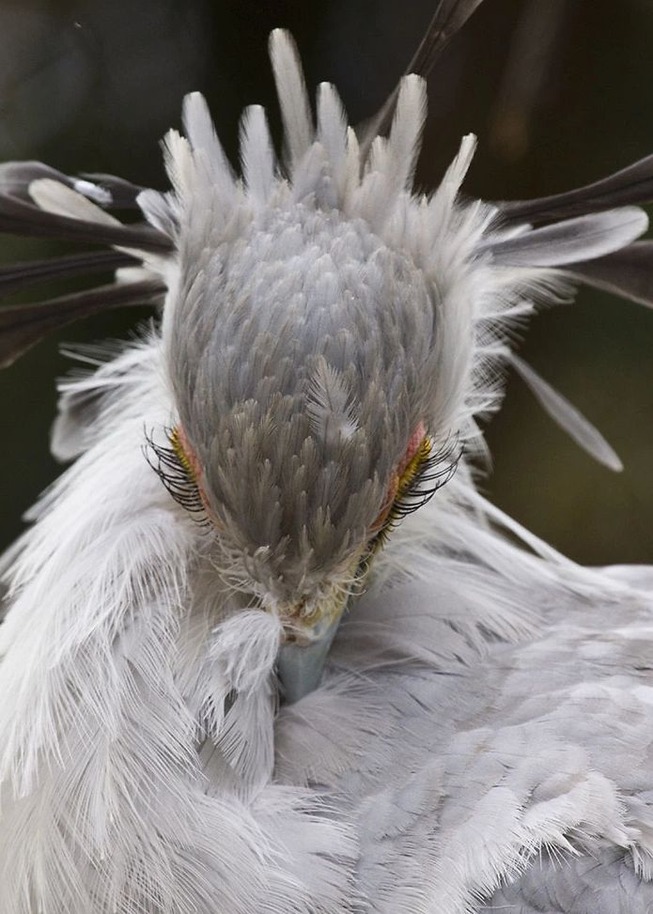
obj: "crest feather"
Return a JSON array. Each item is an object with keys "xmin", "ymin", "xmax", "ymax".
[
  {"xmin": 269, "ymin": 29, "xmax": 314, "ymax": 169},
  {"xmin": 240, "ymin": 105, "xmax": 277, "ymax": 206}
]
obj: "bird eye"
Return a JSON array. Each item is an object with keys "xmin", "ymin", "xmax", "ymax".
[
  {"xmin": 145, "ymin": 427, "xmax": 207, "ymax": 518},
  {"xmin": 391, "ymin": 435, "xmax": 460, "ymax": 521},
  {"xmin": 367, "ymin": 434, "xmax": 461, "ymax": 556}
]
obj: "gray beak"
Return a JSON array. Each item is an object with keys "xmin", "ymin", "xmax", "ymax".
[{"xmin": 276, "ymin": 613, "xmax": 342, "ymax": 704}]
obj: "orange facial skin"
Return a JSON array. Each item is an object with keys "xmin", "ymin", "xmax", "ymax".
[
  {"xmin": 170, "ymin": 425, "xmax": 203, "ymax": 480},
  {"xmin": 170, "ymin": 425, "xmax": 220, "ymax": 523},
  {"xmin": 371, "ymin": 421, "xmax": 428, "ymax": 534}
]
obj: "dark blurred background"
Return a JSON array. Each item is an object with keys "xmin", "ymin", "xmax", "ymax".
[{"xmin": 1, "ymin": 0, "xmax": 653, "ymax": 564}]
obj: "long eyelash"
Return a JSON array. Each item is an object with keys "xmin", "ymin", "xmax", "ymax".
[
  {"xmin": 144, "ymin": 429, "xmax": 207, "ymax": 519},
  {"xmin": 364, "ymin": 435, "xmax": 462, "ymax": 562},
  {"xmin": 390, "ymin": 435, "xmax": 461, "ymax": 522}
]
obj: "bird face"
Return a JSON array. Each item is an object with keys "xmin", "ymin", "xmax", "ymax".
[{"xmin": 158, "ymin": 203, "xmax": 456, "ymax": 681}]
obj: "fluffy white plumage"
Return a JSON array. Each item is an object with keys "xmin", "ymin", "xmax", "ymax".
[{"xmin": 1, "ymin": 23, "xmax": 653, "ymax": 914}]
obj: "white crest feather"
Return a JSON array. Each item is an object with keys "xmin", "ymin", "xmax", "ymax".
[
  {"xmin": 181, "ymin": 91, "xmax": 238, "ymax": 216},
  {"xmin": 316, "ymin": 82, "xmax": 349, "ymax": 200},
  {"xmin": 269, "ymin": 29, "xmax": 314, "ymax": 169},
  {"xmin": 240, "ymin": 105, "xmax": 277, "ymax": 205},
  {"xmin": 383, "ymin": 74, "xmax": 427, "ymax": 194}
]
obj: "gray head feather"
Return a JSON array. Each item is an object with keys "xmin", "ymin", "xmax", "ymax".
[{"xmin": 169, "ymin": 203, "xmax": 436, "ymax": 597}]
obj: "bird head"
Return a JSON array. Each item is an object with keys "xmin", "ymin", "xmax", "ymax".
[
  {"xmin": 167, "ymin": 212, "xmax": 438, "ymax": 600},
  {"xmin": 147, "ymin": 36, "xmax": 481, "ymax": 699},
  {"xmin": 159, "ymin": 144, "xmax": 462, "ymax": 698}
]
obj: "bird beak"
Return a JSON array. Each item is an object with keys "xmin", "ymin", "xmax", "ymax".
[{"xmin": 276, "ymin": 605, "xmax": 347, "ymax": 704}]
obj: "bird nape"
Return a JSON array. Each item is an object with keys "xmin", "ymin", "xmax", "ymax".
[{"xmin": 1, "ymin": 2, "xmax": 653, "ymax": 913}]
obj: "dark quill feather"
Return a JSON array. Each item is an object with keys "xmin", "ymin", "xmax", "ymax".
[
  {"xmin": 358, "ymin": 0, "xmax": 488, "ymax": 159},
  {"xmin": 0, "ymin": 280, "xmax": 165, "ymax": 368}
]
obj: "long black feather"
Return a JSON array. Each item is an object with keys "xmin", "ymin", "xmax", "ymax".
[
  {"xmin": 0, "ymin": 162, "xmax": 146, "ymax": 210},
  {"xmin": 499, "ymin": 154, "xmax": 653, "ymax": 225},
  {"xmin": 358, "ymin": 0, "xmax": 487, "ymax": 159},
  {"xmin": 0, "ymin": 193, "xmax": 171, "ymax": 252},
  {"xmin": 0, "ymin": 162, "xmax": 76, "ymax": 200},
  {"xmin": 0, "ymin": 280, "xmax": 165, "ymax": 368},
  {"xmin": 0, "ymin": 250, "xmax": 138, "ymax": 299}
]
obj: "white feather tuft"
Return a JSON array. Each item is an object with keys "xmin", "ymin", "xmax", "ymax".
[
  {"xmin": 182, "ymin": 91, "xmax": 236, "ymax": 197},
  {"xmin": 269, "ymin": 29, "xmax": 314, "ymax": 169},
  {"xmin": 240, "ymin": 105, "xmax": 277, "ymax": 205},
  {"xmin": 384, "ymin": 74, "xmax": 427, "ymax": 194},
  {"xmin": 316, "ymin": 82, "xmax": 349, "ymax": 200}
]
